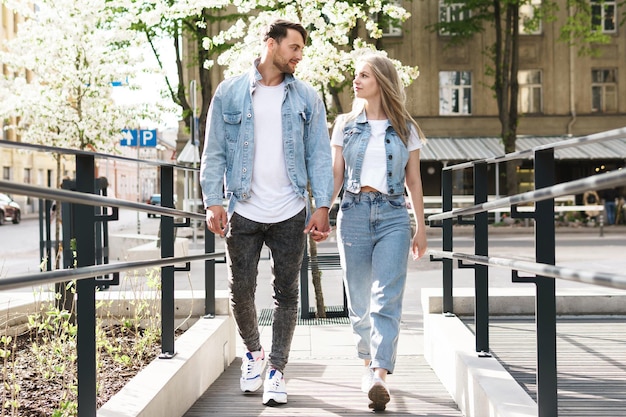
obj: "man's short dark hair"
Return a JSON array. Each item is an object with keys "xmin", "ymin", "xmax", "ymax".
[{"xmin": 263, "ymin": 19, "xmax": 308, "ymax": 45}]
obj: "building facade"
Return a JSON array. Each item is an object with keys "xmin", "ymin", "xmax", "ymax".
[
  {"xmin": 176, "ymin": 1, "xmax": 626, "ymax": 198},
  {"xmin": 380, "ymin": 0, "xmax": 626, "ymax": 195}
]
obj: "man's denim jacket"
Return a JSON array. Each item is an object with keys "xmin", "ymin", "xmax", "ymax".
[
  {"xmin": 200, "ymin": 60, "xmax": 333, "ymax": 218},
  {"xmin": 339, "ymin": 111, "xmax": 409, "ymax": 197}
]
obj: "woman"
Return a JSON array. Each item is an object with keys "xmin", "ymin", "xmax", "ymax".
[{"xmin": 331, "ymin": 51, "xmax": 428, "ymax": 411}]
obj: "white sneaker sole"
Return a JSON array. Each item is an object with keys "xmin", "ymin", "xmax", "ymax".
[
  {"xmin": 240, "ymin": 375, "xmax": 264, "ymax": 393},
  {"xmin": 263, "ymin": 393, "xmax": 288, "ymax": 406},
  {"xmin": 368, "ymin": 382, "xmax": 390, "ymax": 411}
]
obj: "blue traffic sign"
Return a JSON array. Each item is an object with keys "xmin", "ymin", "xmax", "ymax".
[{"xmin": 120, "ymin": 129, "xmax": 158, "ymax": 147}]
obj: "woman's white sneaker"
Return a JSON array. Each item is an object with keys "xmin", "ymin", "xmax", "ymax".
[
  {"xmin": 368, "ymin": 376, "xmax": 390, "ymax": 411},
  {"xmin": 361, "ymin": 367, "xmax": 374, "ymax": 393}
]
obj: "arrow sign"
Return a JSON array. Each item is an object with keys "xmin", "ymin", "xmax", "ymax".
[{"xmin": 120, "ymin": 129, "xmax": 158, "ymax": 147}]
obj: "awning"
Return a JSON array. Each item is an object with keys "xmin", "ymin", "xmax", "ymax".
[
  {"xmin": 177, "ymin": 139, "xmax": 200, "ymax": 164},
  {"xmin": 420, "ymin": 136, "xmax": 626, "ymax": 161}
]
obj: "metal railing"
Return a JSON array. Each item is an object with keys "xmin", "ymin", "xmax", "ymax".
[
  {"xmin": 428, "ymin": 126, "xmax": 626, "ymax": 417},
  {"xmin": 0, "ymin": 139, "xmax": 223, "ymax": 417}
]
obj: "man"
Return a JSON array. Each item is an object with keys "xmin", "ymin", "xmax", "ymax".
[{"xmin": 200, "ymin": 19, "xmax": 333, "ymax": 406}]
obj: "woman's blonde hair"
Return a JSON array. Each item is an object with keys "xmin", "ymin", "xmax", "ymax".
[{"xmin": 347, "ymin": 51, "xmax": 426, "ymax": 146}]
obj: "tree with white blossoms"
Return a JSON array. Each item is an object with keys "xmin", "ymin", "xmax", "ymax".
[
  {"xmin": 0, "ymin": 0, "xmax": 164, "ymax": 312},
  {"xmin": 1, "ymin": 0, "xmax": 159, "ymax": 152},
  {"xmin": 115, "ymin": 0, "xmax": 420, "ymax": 146}
]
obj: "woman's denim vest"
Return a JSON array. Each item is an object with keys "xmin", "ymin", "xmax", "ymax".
[{"xmin": 340, "ymin": 111, "xmax": 409, "ymax": 197}]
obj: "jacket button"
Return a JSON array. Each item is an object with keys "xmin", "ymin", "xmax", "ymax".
[
  {"xmin": 389, "ymin": 188, "xmax": 394, "ymax": 194},
  {"xmin": 247, "ymin": 113, "xmax": 251, "ymax": 118},
  {"xmin": 388, "ymin": 155, "xmax": 393, "ymax": 160},
  {"xmin": 388, "ymin": 172, "xmax": 392, "ymax": 177},
  {"xmin": 242, "ymin": 168, "xmax": 247, "ymax": 173},
  {"xmin": 386, "ymin": 139, "xmax": 390, "ymax": 143}
]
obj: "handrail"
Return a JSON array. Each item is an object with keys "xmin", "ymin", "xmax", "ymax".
[
  {"xmin": 0, "ymin": 252, "xmax": 224, "ymax": 291},
  {"xmin": 429, "ymin": 250, "xmax": 626, "ymax": 290},
  {"xmin": 428, "ymin": 168, "xmax": 626, "ymax": 221},
  {"xmin": 0, "ymin": 139, "xmax": 215, "ymax": 417},
  {"xmin": 0, "ymin": 139, "xmax": 198, "ymax": 171},
  {"xmin": 429, "ymin": 126, "xmax": 626, "ymax": 417},
  {"xmin": 0, "ymin": 179, "xmax": 205, "ymax": 220}
]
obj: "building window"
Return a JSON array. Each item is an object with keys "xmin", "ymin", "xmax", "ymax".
[
  {"xmin": 518, "ymin": 70, "xmax": 543, "ymax": 114},
  {"xmin": 439, "ymin": 71, "xmax": 472, "ymax": 115},
  {"xmin": 2, "ymin": 166, "xmax": 11, "ymax": 181},
  {"xmin": 520, "ymin": 0, "xmax": 542, "ymax": 35},
  {"xmin": 591, "ymin": 69, "xmax": 617, "ymax": 112},
  {"xmin": 439, "ymin": 1, "xmax": 471, "ymax": 35},
  {"xmin": 23, "ymin": 168, "xmax": 31, "ymax": 184},
  {"xmin": 381, "ymin": 0, "xmax": 403, "ymax": 37},
  {"xmin": 592, "ymin": 0, "xmax": 616, "ymax": 33}
]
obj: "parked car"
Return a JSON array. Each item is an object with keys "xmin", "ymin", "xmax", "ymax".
[
  {"xmin": 147, "ymin": 194, "xmax": 161, "ymax": 218},
  {"xmin": 146, "ymin": 194, "xmax": 177, "ymax": 218},
  {"xmin": 0, "ymin": 193, "xmax": 21, "ymax": 225}
]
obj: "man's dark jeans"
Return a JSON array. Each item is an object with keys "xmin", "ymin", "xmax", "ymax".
[{"xmin": 226, "ymin": 209, "xmax": 306, "ymax": 372}]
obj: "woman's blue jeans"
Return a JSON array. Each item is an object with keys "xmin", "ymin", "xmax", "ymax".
[
  {"xmin": 336, "ymin": 191, "xmax": 411, "ymax": 374},
  {"xmin": 225, "ymin": 209, "xmax": 306, "ymax": 372}
]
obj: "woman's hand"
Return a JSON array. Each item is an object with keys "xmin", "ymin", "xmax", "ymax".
[{"xmin": 411, "ymin": 227, "xmax": 428, "ymax": 260}]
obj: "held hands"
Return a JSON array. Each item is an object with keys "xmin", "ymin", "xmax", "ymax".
[
  {"xmin": 205, "ymin": 205, "xmax": 228, "ymax": 238},
  {"xmin": 303, "ymin": 207, "xmax": 332, "ymax": 242}
]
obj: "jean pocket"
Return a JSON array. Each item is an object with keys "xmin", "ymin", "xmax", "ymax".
[
  {"xmin": 340, "ymin": 196, "xmax": 356, "ymax": 211},
  {"xmin": 387, "ymin": 195, "xmax": 407, "ymax": 209}
]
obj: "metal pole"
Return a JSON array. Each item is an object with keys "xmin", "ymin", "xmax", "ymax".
[
  {"xmin": 495, "ymin": 162, "xmax": 501, "ymax": 223},
  {"xmin": 442, "ymin": 167, "xmax": 454, "ymax": 314},
  {"xmin": 474, "ymin": 162, "xmax": 489, "ymax": 355},
  {"xmin": 204, "ymin": 222, "xmax": 216, "ymax": 318},
  {"xmin": 190, "ymin": 80, "xmax": 198, "ymax": 245},
  {"xmin": 534, "ymin": 148, "xmax": 558, "ymax": 417},
  {"xmin": 75, "ymin": 154, "xmax": 97, "ymax": 417},
  {"xmin": 136, "ymin": 128, "xmax": 141, "ymax": 235},
  {"xmin": 160, "ymin": 165, "xmax": 176, "ymax": 357}
]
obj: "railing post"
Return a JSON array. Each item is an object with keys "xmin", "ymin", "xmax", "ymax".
[
  {"xmin": 204, "ymin": 221, "xmax": 216, "ymax": 318},
  {"xmin": 534, "ymin": 148, "xmax": 558, "ymax": 417},
  {"xmin": 442, "ymin": 168, "xmax": 454, "ymax": 314},
  {"xmin": 473, "ymin": 162, "xmax": 489, "ymax": 354},
  {"xmin": 75, "ymin": 154, "xmax": 97, "ymax": 417},
  {"xmin": 160, "ymin": 165, "xmax": 176, "ymax": 357}
]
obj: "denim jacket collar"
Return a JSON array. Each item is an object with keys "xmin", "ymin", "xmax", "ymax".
[{"xmin": 355, "ymin": 109, "xmax": 368, "ymax": 124}]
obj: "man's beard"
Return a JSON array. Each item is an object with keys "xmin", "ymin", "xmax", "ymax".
[{"xmin": 274, "ymin": 55, "xmax": 295, "ymax": 74}]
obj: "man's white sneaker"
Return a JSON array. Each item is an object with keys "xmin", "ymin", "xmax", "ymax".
[
  {"xmin": 361, "ymin": 367, "xmax": 374, "ymax": 393},
  {"xmin": 368, "ymin": 376, "xmax": 390, "ymax": 411},
  {"xmin": 240, "ymin": 349, "xmax": 266, "ymax": 393},
  {"xmin": 263, "ymin": 368, "xmax": 287, "ymax": 406}
]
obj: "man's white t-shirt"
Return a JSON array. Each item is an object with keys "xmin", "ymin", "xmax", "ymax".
[
  {"xmin": 234, "ymin": 81, "xmax": 304, "ymax": 223},
  {"xmin": 331, "ymin": 119, "xmax": 422, "ymax": 194}
]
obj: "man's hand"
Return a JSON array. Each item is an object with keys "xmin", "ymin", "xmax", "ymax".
[
  {"xmin": 205, "ymin": 205, "xmax": 228, "ymax": 238},
  {"xmin": 303, "ymin": 207, "xmax": 331, "ymax": 242}
]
